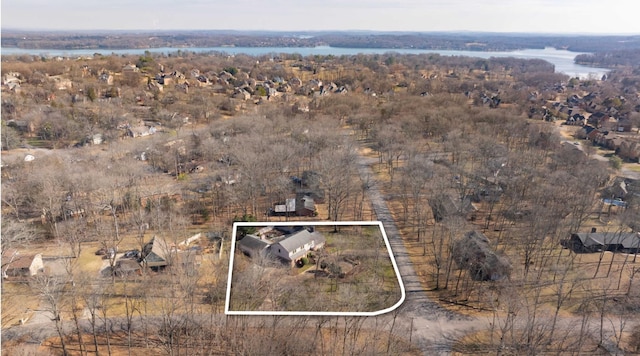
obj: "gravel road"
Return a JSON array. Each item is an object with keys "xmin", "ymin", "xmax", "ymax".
[{"xmin": 355, "ymin": 154, "xmax": 482, "ymax": 354}]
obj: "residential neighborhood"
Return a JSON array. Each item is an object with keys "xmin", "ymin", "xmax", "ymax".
[{"xmin": 2, "ymin": 31, "xmax": 640, "ymax": 355}]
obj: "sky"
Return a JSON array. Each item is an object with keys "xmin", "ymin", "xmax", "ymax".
[{"xmin": 1, "ymin": 0, "xmax": 639, "ymax": 34}]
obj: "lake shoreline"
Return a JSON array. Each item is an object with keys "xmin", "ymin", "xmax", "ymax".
[{"xmin": 0, "ymin": 46, "xmax": 609, "ymax": 79}]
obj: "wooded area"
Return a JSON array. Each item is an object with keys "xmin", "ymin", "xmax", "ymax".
[{"xmin": 2, "ymin": 45, "xmax": 640, "ymax": 354}]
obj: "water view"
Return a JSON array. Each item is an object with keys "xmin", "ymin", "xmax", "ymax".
[{"xmin": 1, "ymin": 46, "xmax": 609, "ymax": 79}]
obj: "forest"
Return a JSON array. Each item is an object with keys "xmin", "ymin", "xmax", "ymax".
[{"xmin": 1, "ymin": 45, "xmax": 640, "ymax": 355}]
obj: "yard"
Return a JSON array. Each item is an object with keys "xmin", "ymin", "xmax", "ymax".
[{"xmin": 227, "ymin": 225, "xmax": 403, "ymax": 313}]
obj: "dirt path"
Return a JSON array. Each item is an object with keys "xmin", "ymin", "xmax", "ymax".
[
  {"xmin": 355, "ymin": 154, "xmax": 484, "ymax": 354},
  {"xmin": 354, "ymin": 137, "xmax": 640, "ymax": 354}
]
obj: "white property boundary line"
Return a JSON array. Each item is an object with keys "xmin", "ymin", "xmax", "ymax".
[{"xmin": 225, "ymin": 220, "xmax": 406, "ymax": 316}]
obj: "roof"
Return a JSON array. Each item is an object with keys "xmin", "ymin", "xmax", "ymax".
[
  {"xmin": 430, "ymin": 194, "xmax": 476, "ymax": 219},
  {"xmin": 574, "ymin": 232, "xmax": 640, "ymax": 249},
  {"xmin": 238, "ymin": 235, "xmax": 270, "ymax": 251},
  {"xmin": 143, "ymin": 236, "xmax": 172, "ymax": 267},
  {"xmin": 115, "ymin": 259, "xmax": 141, "ymax": 271},
  {"xmin": 277, "ymin": 229, "xmax": 326, "ymax": 254},
  {"xmin": 299, "ymin": 195, "xmax": 315, "ymax": 211},
  {"xmin": 274, "ymin": 198, "xmax": 296, "ymax": 213},
  {"xmin": 2, "ymin": 253, "xmax": 40, "ymax": 270}
]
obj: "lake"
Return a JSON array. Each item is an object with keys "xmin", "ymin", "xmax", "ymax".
[{"xmin": 0, "ymin": 46, "xmax": 609, "ymax": 79}]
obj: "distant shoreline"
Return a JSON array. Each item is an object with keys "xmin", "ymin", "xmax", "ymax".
[
  {"xmin": 0, "ymin": 46, "xmax": 610, "ymax": 79},
  {"xmin": 2, "ymin": 31, "xmax": 639, "ymax": 53}
]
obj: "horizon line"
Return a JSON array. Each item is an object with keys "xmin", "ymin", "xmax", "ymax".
[{"xmin": 2, "ymin": 28, "xmax": 640, "ymax": 36}]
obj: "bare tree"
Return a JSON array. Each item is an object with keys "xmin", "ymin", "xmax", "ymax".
[
  {"xmin": 32, "ymin": 274, "xmax": 69, "ymax": 355},
  {"xmin": 317, "ymin": 142, "xmax": 358, "ymax": 227}
]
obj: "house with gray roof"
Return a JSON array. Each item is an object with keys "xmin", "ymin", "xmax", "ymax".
[
  {"xmin": 562, "ymin": 230, "xmax": 640, "ymax": 253},
  {"xmin": 237, "ymin": 234, "xmax": 270, "ymax": 259},
  {"xmin": 141, "ymin": 236, "xmax": 174, "ymax": 269},
  {"xmin": 270, "ymin": 229, "xmax": 326, "ymax": 266}
]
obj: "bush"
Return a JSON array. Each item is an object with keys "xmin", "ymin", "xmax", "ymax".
[
  {"xmin": 609, "ymin": 155, "xmax": 623, "ymax": 170},
  {"xmin": 300, "ymin": 257, "xmax": 309, "ymax": 266}
]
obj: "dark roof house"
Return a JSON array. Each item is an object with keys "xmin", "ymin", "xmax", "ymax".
[
  {"xmin": 237, "ymin": 234, "xmax": 270, "ymax": 259},
  {"xmin": 452, "ymin": 231, "xmax": 511, "ymax": 281},
  {"xmin": 562, "ymin": 231, "xmax": 640, "ymax": 253},
  {"xmin": 429, "ymin": 194, "xmax": 477, "ymax": 222},
  {"xmin": 141, "ymin": 236, "xmax": 174, "ymax": 269}
]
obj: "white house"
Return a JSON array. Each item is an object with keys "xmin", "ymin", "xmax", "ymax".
[
  {"xmin": 2, "ymin": 252, "xmax": 44, "ymax": 278},
  {"xmin": 270, "ymin": 229, "xmax": 326, "ymax": 265}
]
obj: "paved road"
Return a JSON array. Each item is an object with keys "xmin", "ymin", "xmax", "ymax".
[
  {"xmin": 557, "ymin": 122, "xmax": 640, "ymax": 180},
  {"xmin": 562, "ymin": 139, "xmax": 640, "ymax": 180}
]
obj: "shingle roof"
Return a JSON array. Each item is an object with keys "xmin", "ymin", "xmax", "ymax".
[
  {"xmin": 575, "ymin": 232, "xmax": 640, "ymax": 249},
  {"xmin": 2, "ymin": 254, "xmax": 39, "ymax": 270},
  {"xmin": 277, "ymin": 230, "xmax": 326, "ymax": 253},
  {"xmin": 143, "ymin": 236, "xmax": 172, "ymax": 267},
  {"xmin": 238, "ymin": 235, "xmax": 269, "ymax": 251}
]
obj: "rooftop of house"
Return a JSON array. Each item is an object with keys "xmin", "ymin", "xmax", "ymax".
[
  {"xmin": 276, "ymin": 229, "xmax": 326, "ymax": 253},
  {"xmin": 2, "ymin": 252, "xmax": 39, "ymax": 269},
  {"xmin": 143, "ymin": 236, "xmax": 173, "ymax": 265},
  {"xmin": 573, "ymin": 232, "xmax": 640, "ymax": 249},
  {"xmin": 239, "ymin": 234, "xmax": 271, "ymax": 250}
]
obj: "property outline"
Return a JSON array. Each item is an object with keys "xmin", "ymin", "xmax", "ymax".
[{"xmin": 225, "ymin": 220, "xmax": 406, "ymax": 316}]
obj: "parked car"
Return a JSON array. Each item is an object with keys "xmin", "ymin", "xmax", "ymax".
[{"xmin": 122, "ymin": 250, "xmax": 139, "ymax": 259}]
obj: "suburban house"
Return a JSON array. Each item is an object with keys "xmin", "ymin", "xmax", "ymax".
[
  {"xmin": 270, "ymin": 194, "xmax": 316, "ymax": 217},
  {"xmin": 605, "ymin": 177, "xmax": 640, "ymax": 201},
  {"xmin": 141, "ymin": 236, "xmax": 174, "ymax": 269},
  {"xmin": 452, "ymin": 231, "xmax": 511, "ymax": 281},
  {"xmin": 429, "ymin": 194, "xmax": 477, "ymax": 222},
  {"xmin": 562, "ymin": 231, "xmax": 640, "ymax": 253},
  {"xmin": 2, "ymin": 252, "xmax": 44, "ymax": 278},
  {"xmin": 269, "ymin": 229, "xmax": 326, "ymax": 266},
  {"xmin": 237, "ymin": 227, "xmax": 326, "ymax": 266}
]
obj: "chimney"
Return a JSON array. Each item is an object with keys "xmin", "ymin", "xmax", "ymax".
[{"xmin": 591, "ymin": 227, "xmax": 597, "ymax": 233}]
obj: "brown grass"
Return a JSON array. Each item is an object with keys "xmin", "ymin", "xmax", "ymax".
[{"xmin": 28, "ymin": 324, "xmax": 421, "ymax": 356}]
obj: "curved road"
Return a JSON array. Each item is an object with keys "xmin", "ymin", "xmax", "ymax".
[{"xmin": 355, "ymin": 154, "xmax": 483, "ymax": 354}]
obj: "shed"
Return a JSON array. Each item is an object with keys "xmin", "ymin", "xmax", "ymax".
[
  {"xmin": 271, "ymin": 194, "xmax": 316, "ymax": 217},
  {"xmin": 113, "ymin": 259, "xmax": 142, "ymax": 277}
]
